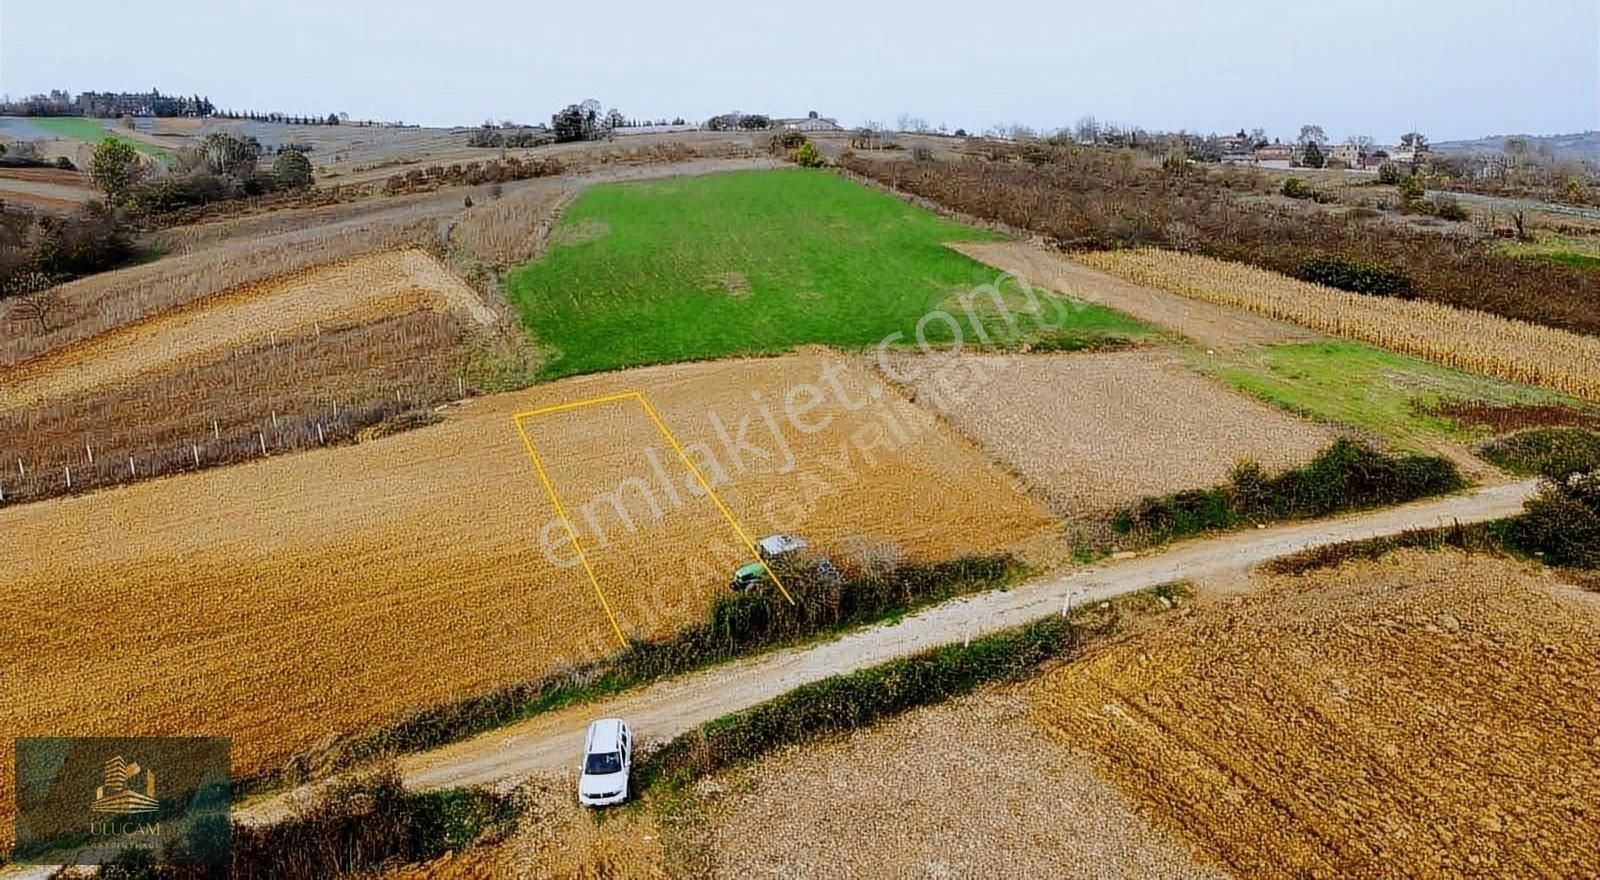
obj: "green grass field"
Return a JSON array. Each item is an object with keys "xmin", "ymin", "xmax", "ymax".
[
  {"xmin": 1497, "ymin": 230, "xmax": 1600, "ymax": 271},
  {"xmin": 1201, "ymin": 341, "xmax": 1582, "ymax": 450},
  {"xmin": 30, "ymin": 117, "xmax": 171, "ymax": 159},
  {"xmin": 504, "ymin": 169, "xmax": 1155, "ymax": 378}
]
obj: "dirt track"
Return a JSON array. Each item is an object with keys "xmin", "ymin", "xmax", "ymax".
[
  {"xmin": 235, "ymin": 478, "xmax": 1536, "ymax": 824},
  {"xmin": 949, "ymin": 240, "xmax": 1318, "ymax": 350}
]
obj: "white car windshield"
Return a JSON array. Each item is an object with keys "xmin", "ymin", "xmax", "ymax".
[{"xmin": 584, "ymin": 751, "xmax": 623, "ymax": 775}]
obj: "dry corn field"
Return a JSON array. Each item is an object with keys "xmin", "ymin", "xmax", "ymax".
[
  {"xmin": 0, "ymin": 354, "xmax": 1061, "ymax": 847},
  {"xmin": 1, "ymin": 205, "xmax": 453, "ymax": 365},
  {"xmin": 1077, "ymin": 248, "xmax": 1600, "ymax": 402},
  {"xmin": 453, "ymin": 179, "xmax": 577, "ymax": 265},
  {"xmin": 887, "ymin": 349, "xmax": 1336, "ymax": 515},
  {"xmin": 0, "ymin": 309, "xmax": 468, "ymax": 504},
  {"xmin": 1033, "ymin": 551, "xmax": 1600, "ymax": 879},
  {"xmin": 0, "ymin": 249, "xmax": 491, "ymax": 412}
]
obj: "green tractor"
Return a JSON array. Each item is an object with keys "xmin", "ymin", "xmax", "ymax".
[{"xmin": 730, "ymin": 534, "xmax": 840, "ymax": 592}]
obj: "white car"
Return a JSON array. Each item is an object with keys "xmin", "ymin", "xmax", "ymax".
[{"xmin": 577, "ymin": 718, "xmax": 633, "ymax": 807}]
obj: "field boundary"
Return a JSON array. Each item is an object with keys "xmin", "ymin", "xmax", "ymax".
[{"xmin": 511, "ymin": 390, "xmax": 795, "ymax": 646}]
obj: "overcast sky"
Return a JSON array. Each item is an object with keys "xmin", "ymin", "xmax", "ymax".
[{"xmin": 2, "ymin": 0, "xmax": 1595, "ymax": 141}]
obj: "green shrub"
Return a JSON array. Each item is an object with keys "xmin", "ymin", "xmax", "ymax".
[
  {"xmin": 636, "ymin": 615, "xmax": 1090, "ymax": 791},
  {"xmin": 1377, "ymin": 162, "xmax": 1403, "ymax": 185},
  {"xmin": 1431, "ymin": 195, "xmax": 1469, "ymax": 221},
  {"xmin": 272, "ymin": 148, "xmax": 314, "ymax": 189},
  {"xmin": 1481, "ymin": 428, "xmax": 1600, "ymax": 479},
  {"xmin": 1509, "ymin": 480, "xmax": 1600, "ymax": 569},
  {"xmin": 1297, "ymin": 255, "xmax": 1415, "ymax": 298},
  {"xmin": 229, "ymin": 768, "xmax": 513, "ymax": 880},
  {"xmin": 768, "ymin": 129, "xmax": 806, "ymax": 153},
  {"xmin": 1115, "ymin": 439, "xmax": 1463, "ymax": 542},
  {"xmin": 791, "ymin": 141, "xmax": 826, "ymax": 168},
  {"xmin": 1281, "ymin": 177, "xmax": 1316, "ymax": 200}
]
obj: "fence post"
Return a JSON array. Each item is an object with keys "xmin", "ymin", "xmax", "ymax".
[
  {"xmin": 129, "ymin": 456, "xmax": 136, "ymax": 478},
  {"xmin": 259, "ymin": 432, "xmax": 267, "ymax": 456},
  {"xmin": 213, "ymin": 419, "xmax": 220, "ymax": 440},
  {"xmin": 192, "ymin": 444, "xmax": 200, "ymax": 467},
  {"xmin": 272, "ymin": 412, "xmax": 280, "ymax": 431},
  {"xmin": 65, "ymin": 466, "xmax": 71, "ymax": 489},
  {"xmin": 16, "ymin": 458, "xmax": 23, "ymax": 477},
  {"xmin": 0, "ymin": 481, "xmax": 6, "ymax": 504},
  {"xmin": 317, "ymin": 423, "xmax": 325, "ymax": 444},
  {"xmin": 85, "ymin": 443, "xmax": 94, "ymax": 464}
]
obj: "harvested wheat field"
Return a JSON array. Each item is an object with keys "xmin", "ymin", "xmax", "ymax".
[
  {"xmin": 675, "ymin": 692, "xmax": 1226, "ymax": 879},
  {"xmin": 1079, "ymin": 247, "xmax": 1600, "ymax": 402},
  {"xmin": 1034, "ymin": 551, "xmax": 1600, "ymax": 879},
  {"xmin": 0, "ymin": 249, "xmax": 492, "ymax": 412},
  {"xmin": 888, "ymin": 349, "xmax": 1336, "ymax": 515},
  {"xmin": 0, "ymin": 354, "xmax": 1060, "ymax": 845}
]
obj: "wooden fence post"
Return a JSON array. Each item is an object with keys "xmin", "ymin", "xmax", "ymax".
[{"xmin": 65, "ymin": 466, "xmax": 71, "ymax": 489}]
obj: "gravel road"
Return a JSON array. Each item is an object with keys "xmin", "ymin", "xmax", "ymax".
[{"xmin": 229, "ymin": 478, "xmax": 1536, "ymax": 827}]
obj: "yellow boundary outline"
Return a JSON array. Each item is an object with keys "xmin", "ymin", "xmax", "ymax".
[{"xmin": 512, "ymin": 390, "xmax": 796, "ymax": 648}]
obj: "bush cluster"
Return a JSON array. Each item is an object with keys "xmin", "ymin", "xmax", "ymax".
[
  {"xmin": 1297, "ymin": 255, "xmax": 1415, "ymax": 298},
  {"xmin": 381, "ymin": 154, "xmax": 563, "ymax": 195},
  {"xmin": 1481, "ymin": 428, "xmax": 1600, "ymax": 478},
  {"xmin": 1113, "ymin": 439, "xmax": 1464, "ymax": 542},
  {"xmin": 1280, "ymin": 177, "xmax": 1332, "ymax": 203},
  {"xmin": 1511, "ymin": 476, "xmax": 1600, "ymax": 569},
  {"xmin": 635, "ymin": 614, "xmax": 1090, "ymax": 791}
]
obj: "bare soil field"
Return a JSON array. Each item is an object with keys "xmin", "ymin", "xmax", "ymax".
[
  {"xmin": 1034, "ymin": 551, "xmax": 1600, "ymax": 879},
  {"xmin": 0, "ymin": 166, "xmax": 94, "ymax": 211},
  {"xmin": 887, "ymin": 349, "xmax": 1336, "ymax": 515},
  {"xmin": 1, "ymin": 249, "xmax": 490, "ymax": 412},
  {"xmin": 675, "ymin": 691, "xmax": 1227, "ymax": 879},
  {"xmin": 950, "ymin": 240, "xmax": 1318, "ymax": 350},
  {"xmin": 0, "ymin": 354, "xmax": 1060, "ymax": 846}
]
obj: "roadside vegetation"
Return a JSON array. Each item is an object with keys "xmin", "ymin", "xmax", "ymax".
[
  {"xmin": 635, "ymin": 583, "xmax": 1185, "ymax": 793},
  {"xmin": 504, "ymin": 168, "xmax": 1152, "ymax": 378},
  {"xmin": 843, "ymin": 151, "xmax": 1600, "ymax": 337},
  {"xmin": 1110, "ymin": 439, "xmax": 1463, "ymax": 544},
  {"xmin": 277, "ymin": 556, "xmax": 1021, "ymax": 786}
]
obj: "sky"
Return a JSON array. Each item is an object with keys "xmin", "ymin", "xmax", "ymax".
[{"xmin": 2, "ymin": 0, "xmax": 1596, "ymax": 142}]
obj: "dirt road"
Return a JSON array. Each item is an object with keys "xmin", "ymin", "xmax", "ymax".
[
  {"xmin": 235, "ymin": 478, "xmax": 1537, "ymax": 824},
  {"xmin": 948, "ymin": 240, "xmax": 1319, "ymax": 350}
]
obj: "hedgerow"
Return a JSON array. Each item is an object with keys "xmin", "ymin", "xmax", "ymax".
[{"xmin": 1113, "ymin": 439, "xmax": 1463, "ymax": 542}]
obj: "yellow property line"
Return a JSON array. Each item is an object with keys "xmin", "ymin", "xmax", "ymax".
[{"xmin": 512, "ymin": 390, "xmax": 796, "ymax": 648}]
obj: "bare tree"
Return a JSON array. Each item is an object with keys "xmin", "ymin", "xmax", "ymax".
[
  {"xmin": 1297, "ymin": 124, "xmax": 1327, "ymax": 146},
  {"xmin": 7, "ymin": 270, "xmax": 60, "ymax": 333},
  {"xmin": 1074, "ymin": 115, "xmax": 1101, "ymax": 145}
]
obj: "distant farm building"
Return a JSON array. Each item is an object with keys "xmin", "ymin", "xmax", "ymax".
[
  {"xmin": 1254, "ymin": 144, "xmax": 1294, "ymax": 168},
  {"xmin": 778, "ymin": 111, "xmax": 843, "ymax": 132}
]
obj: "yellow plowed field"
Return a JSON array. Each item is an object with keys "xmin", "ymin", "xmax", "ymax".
[
  {"xmin": 0, "ymin": 354, "xmax": 1062, "ymax": 844},
  {"xmin": 1033, "ymin": 551, "xmax": 1600, "ymax": 879}
]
